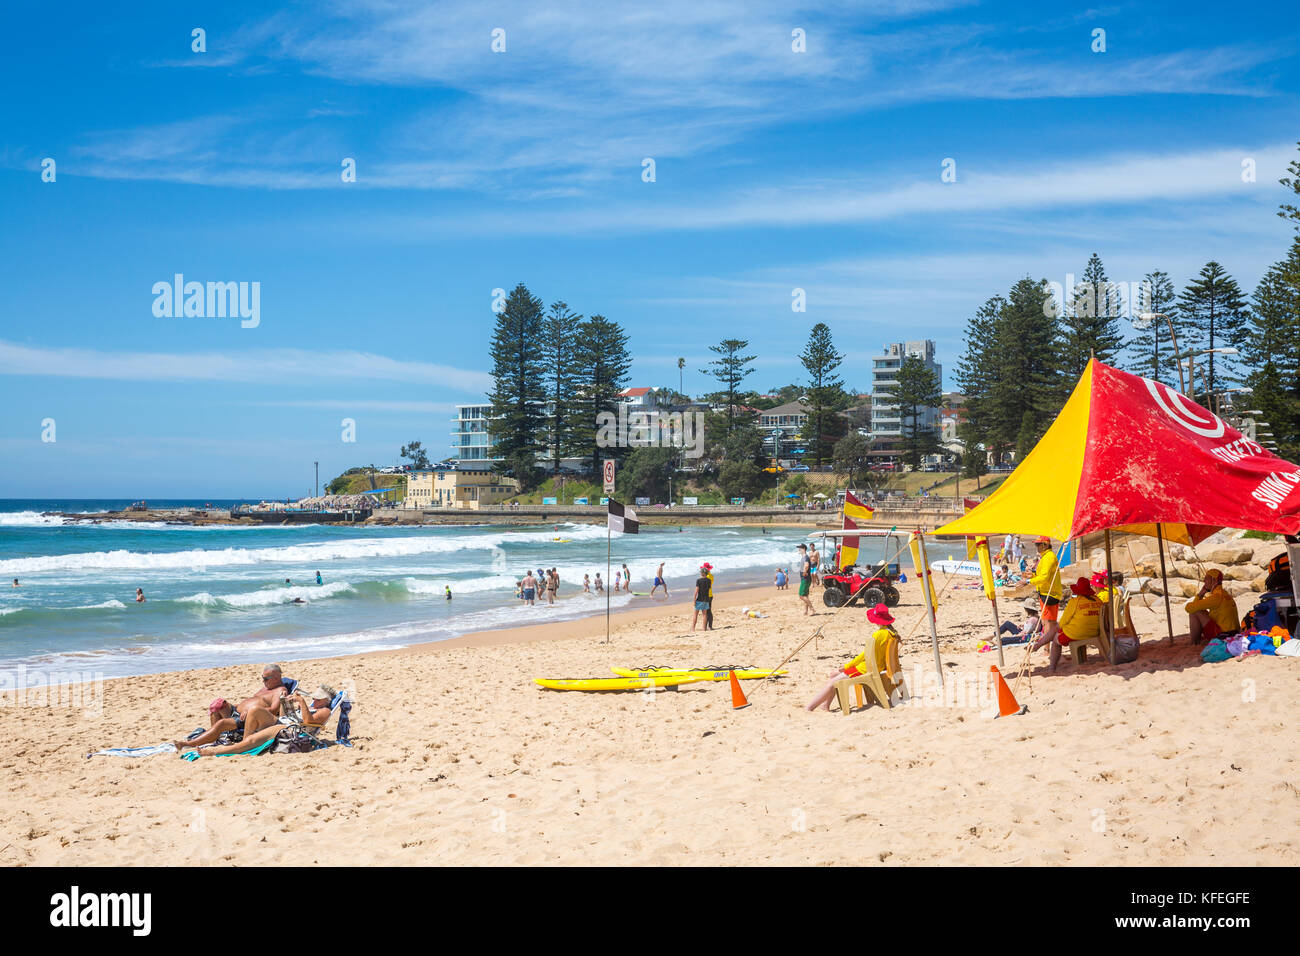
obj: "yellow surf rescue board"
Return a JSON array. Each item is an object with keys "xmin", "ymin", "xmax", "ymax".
[
  {"xmin": 610, "ymin": 667, "xmax": 786, "ymax": 681},
  {"xmin": 534, "ymin": 675, "xmax": 704, "ymax": 692}
]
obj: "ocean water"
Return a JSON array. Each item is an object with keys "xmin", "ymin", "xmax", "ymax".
[{"xmin": 0, "ymin": 499, "xmax": 864, "ymax": 682}]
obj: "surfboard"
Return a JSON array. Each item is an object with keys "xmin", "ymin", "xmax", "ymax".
[
  {"xmin": 609, "ymin": 667, "xmax": 786, "ymax": 681},
  {"xmin": 534, "ymin": 675, "xmax": 704, "ymax": 692}
]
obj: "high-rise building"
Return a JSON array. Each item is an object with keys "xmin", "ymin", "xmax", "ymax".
[
  {"xmin": 449, "ymin": 403, "xmax": 500, "ymax": 471},
  {"xmin": 870, "ymin": 340, "xmax": 942, "ymax": 457}
]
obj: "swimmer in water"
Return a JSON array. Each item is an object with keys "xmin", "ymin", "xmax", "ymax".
[
  {"xmin": 445, "ymin": 586, "xmax": 452, "ymax": 601},
  {"xmin": 315, "ymin": 571, "xmax": 323, "ymax": 585},
  {"xmin": 135, "ymin": 588, "xmax": 146, "ymax": 603}
]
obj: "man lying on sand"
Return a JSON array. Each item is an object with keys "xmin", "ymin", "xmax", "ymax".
[{"xmin": 177, "ymin": 685, "xmax": 335, "ymax": 756}]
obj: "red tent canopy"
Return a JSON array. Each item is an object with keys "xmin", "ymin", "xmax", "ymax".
[{"xmin": 936, "ymin": 360, "xmax": 1300, "ymax": 542}]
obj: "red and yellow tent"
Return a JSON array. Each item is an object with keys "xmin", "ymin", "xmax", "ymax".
[{"xmin": 935, "ymin": 360, "xmax": 1300, "ymax": 543}]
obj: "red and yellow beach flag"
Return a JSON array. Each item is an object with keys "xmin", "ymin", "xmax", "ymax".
[{"xmin": 839, "ymin": 491, "xmax": 874, "ymax": 568}]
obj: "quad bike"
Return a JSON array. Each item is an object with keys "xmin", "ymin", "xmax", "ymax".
[{"xmin": 820, "ymin": 564, "xmax": 900, "ymax": 608}]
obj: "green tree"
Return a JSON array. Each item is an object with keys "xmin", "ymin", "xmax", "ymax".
[
  {"xmin": 831, "ymin": 431, "xmax": 874, "ymax": 488},
  {"xmin": 1057, "ymin": 253, "xmax": 1127, "ymax": 380},
  {"xmin": 989, "ymin": 277, "xmax": 1061, "ymax": 457},
  {"xmin": 1278, "ymin": 140, "xmax": 1300, "ymax": 230},
  {"xmin": 707, "ymin": 338, "xmax": 757, "ymax": 436},
  {"xmin": 892, "ymin": 354, "xmax": 942, "ymax": 468},
  {"xmin": 399, "ymin": 440, "xmax": 430, "ymax": 470},
  {"xmin": 1177, "ymin": 262, "xmax": 1250, "ymax": 400},
  {"xmin": 1243, "ymin": 240, "xmax": 1300, "ymax": 460},
  {"xmin": 953, "ymin": 295, "xmax": 1003, "ymax": 467},
  {"xmin": 488, "ymin": 283, "xmax": 546, "ymax": 475},
  {"xmin": 797, "ymin": 323, "xmax": 848, "ymax": 466},
  {"xmin": 616, "ymin": 446, "xmax": 678, "ymax": 502},
  {"xmin": 568, "ymin": 314, "xmax": 632, "ymax": 474},
  {"xmin": 539, "ymin": 300, "xmax": 581, "ymax": 476},
  {"xmin": 1126, "ymin": 271, "xmax": 1182, "ymax": 385}
]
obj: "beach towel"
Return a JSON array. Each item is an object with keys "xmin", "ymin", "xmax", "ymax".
[
  {"xmin": 1276, "ymin": 639, "xmax": 1300, "ymax": 657},
  {"xmin": 1200, "ymin": 639, "xmax": 1231, "ymax": 663},
  {"xmin": 87, "ymin": 743, "xmax": 177, "ymax": 759},
  {"xmin": 181, "ymin": 736, "xmax": 277, "ymax": 760}
]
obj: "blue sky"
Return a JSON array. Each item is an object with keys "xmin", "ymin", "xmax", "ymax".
[{"xmin": 2, "ymin": 0, "xmax": 1297, "ymax": 497}]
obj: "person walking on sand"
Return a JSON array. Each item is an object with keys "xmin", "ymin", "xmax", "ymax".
[
  {"xmin": 691, "ymin": 569, "xmax": 713, "ymax": 631},
  {"xmin": 651, "ymin": 562, "xmax": 668, "ymax": 597},
  {"xmin": 796, "ymin": 545, "xmax": 813, "ymax": 615}
]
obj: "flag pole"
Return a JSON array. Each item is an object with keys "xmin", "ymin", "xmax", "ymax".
[
  {"xmin": 605, "ymin": 519, "xmax": 611, "ymax": 645},
  {"xmin": 914, "ymin": 531, "xmax": 944, "ymax": 688}
]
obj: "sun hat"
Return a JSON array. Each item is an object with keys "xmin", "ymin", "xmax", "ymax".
[
  {"xmin": 208, "ymin": 698, "xmax": 228, "ymax": 714},
  {"xmin": 1203, "ymin": 568, "xmax": 1223, "ymax": 584},
  {"xmin": 866, "ymin": 603, "xmax": 895, "ymax": 626},
  {"xmin": 1090, "ymin": 571, "xmax": 1109, "ymax": 589},
  {"xmin": 310, "ymin": 684, "xmax": 337, "ymax": 702},
  {"xmin": 1070, "ymin": 576, "xmax": 1096, "ymax": 598},
  {"xmin": 702, "ymin": 562, "xmax": 713, "ymax": 570},
  {"xmin": 1034, "ymin": 535, "xmax": 1052, "ymax": 545},
  {"xmin": 1022, "ymin": 598, "xmax": 1040, "ymax": 613}
]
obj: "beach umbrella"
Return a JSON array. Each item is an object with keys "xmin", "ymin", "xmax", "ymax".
[
  {"xmin": 935, "ymin": 359, "xmax": 1300, "ymax": 648},
  {"xmin": 812, "ymin": 493, "xmax": 829, "ymax": 499}
]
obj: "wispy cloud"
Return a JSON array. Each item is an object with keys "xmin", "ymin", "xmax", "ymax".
[
  {"xmin": 51, "ymin": 1, "xmax": 1288, "ymax": 194},
  {"xmin": 0, "ymin": 341, "xmax": 491, "ymax": 393}
]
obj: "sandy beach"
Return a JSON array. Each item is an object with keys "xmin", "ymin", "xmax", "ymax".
[{"xmin": 3, "ymin": 575, "xmax": 1296, "ymax": 867}]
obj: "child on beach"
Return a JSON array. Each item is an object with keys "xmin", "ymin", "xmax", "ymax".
[
  {"xmin": 774, "ymin": 568, "xmax": 788, "ymax": 590},
  {"xmin": 691, "ymin": 570, "xmax": 712, "ymax": 631},
  {"xmin": 613, "ymin": 570, "xmax": 622, "ymax": 592},
  {"xmin": 594, "ymin": 573, "xmax": 604, "ymax": 593},
  {"xmin": 622, "ymin": 563, "xmax": 631, "ymax": 592},
  {"xmin": 583, "ymin": 574, "xmax": 591, "ymax": 593}
]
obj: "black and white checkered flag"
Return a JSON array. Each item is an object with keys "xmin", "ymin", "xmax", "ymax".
[{"xmin": 607, "ymin": 499, "xmax": 639, "ymax": 534}]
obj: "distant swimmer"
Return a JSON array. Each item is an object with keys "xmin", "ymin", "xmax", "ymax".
[
  {"xmin": 11, "ymin": 578, "xmax": 18, "ymax": 588},
  {"xmin": 445, "ymin": 586, "xmax": 452, "ymax": 601},
  {"xmin": 315, "ymin": 571, "xmax": 323, "ymax": 585},
  {"xmin": 594, "ymin": 572, "xmax": 604, "ymax": 593},
  {"xmin": 651, "ymin": 563, "xmax": 668, "ymax": 597},
  {"xmin": 290, "ymin": 597, "xmax": 306, "ymax": 604},
  {"xmin": 135, "ymin": 588, "xmax": 146, "ymax": 603}
]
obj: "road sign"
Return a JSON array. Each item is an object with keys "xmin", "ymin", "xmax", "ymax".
[{"xmin": 602, "ymin": 459, "xmax": 616, "ymax": 493}]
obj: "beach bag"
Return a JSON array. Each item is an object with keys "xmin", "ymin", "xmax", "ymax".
[
  {"xmin": 1114, "ymin": 635, "xmax": 1139, "ymax": 664},
  {"xmin": 1249, "ymin": 597, "xmax": 1284, "ymax": 634},
  {"xmin": 271, "ymin": 728, "xmax": 317, "ymax": 754},
  {"xmin": 1265, "ymin": 553, "xmax": 1291, "ymax": 592}
]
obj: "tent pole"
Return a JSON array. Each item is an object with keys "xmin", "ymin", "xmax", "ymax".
[
  {"xmin": 916, "ymin": 533, "xmax": 944, "ymax": 688},
  {"xmin": 1104, "ymin": 529, "xmax": 1116, "ymax": 664},
  {"xmin": 1156, "ymin": 524, "xmax": 1174, "ymax": 644}
]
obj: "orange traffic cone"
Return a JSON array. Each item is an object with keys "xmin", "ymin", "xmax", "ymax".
[
  {"xmin": 990, "ymin": 665, "xmax": 1027, "ymax": 718},
  {"xmin": 728, "ymin": 670, "xmax": 751, "ymax": 709}
]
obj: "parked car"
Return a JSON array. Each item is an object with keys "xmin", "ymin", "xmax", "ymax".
[{"xmin": 789, "ymin": 464, "xmax": 811, "ymax": 473}]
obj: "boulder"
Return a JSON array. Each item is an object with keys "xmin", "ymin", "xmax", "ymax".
[
  {"xmin": 1204, "ymin": 544, "xmax": 1254, "ymax": 566},
  {"xmin": 1172, "ymin": 561, "xmax": 1200, "ymax": 579},
  {"xmin": 1224, "ymin": 565, "xmax": 1257, "ymax": 581},
  {"xmin": 1224, "ymin": 581, "xmax": 1254, "ymax": 598},
  {"xmin": 1251, "ymin": 574, "xmax": 1269, "ymax": 592}
]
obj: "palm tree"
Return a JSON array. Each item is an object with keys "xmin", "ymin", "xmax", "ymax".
[{"xmin": 677, "ymin": 357, "xmax": 686, "ymax": 397}]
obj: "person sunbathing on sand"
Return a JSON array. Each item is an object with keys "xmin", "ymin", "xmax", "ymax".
[
  {"xmin": 178, "ymin": 686, "xmax": 334, "ymax": 755},
  {"xmin": 176, "ymin": 697, "xmax": 279, "ymax": 752}
]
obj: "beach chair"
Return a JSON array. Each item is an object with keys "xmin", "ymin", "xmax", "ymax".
[
  {"xmin": 278, "ymin": 690, "xmax": 352, "ymax": 748},
  {"xmin": 833, "ymin": 634, "xmax": 907, "ymax": 716},
  {"xmin": 1070, "ymin": 595, "xmax": 1127, "ymax": 665}
]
